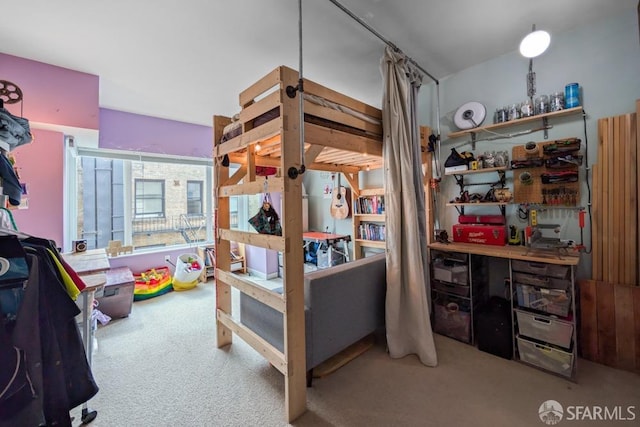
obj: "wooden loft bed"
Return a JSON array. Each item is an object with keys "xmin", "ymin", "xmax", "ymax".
[{"xmin": 213, "ymin": 65, "xmax": 383, "ymax": 422}]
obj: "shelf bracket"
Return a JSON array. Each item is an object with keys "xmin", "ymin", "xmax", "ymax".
[
  {"xmin": 470, "ymin": 133, "xmax": 477, "ymax": 151},
  {"xmin": 543, "ymin": 117, "xmax": 549, "ymax": 139}
]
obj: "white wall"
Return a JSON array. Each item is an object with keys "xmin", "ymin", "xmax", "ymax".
[{"xmin": 419, "ymin": 10, "xmax": 640, "ymax": 280}]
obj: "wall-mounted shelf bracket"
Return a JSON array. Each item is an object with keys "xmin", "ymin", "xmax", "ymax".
[{"xmin": 543, "ymin": 117, "xmax": 549, "ymax": 139}]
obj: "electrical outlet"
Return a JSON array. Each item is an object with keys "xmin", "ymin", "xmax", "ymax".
[{"xmin": 164, "ymin": 255, "xmax": 171, "ymax": 263}]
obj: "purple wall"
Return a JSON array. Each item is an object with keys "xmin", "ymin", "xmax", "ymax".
[
  {"xmin": 99, "ymin": 108, "xmax": 212, "ymax": 158},
  {"xmin": 0, "ymin": 52, "xmax": 99, "ymax": 129},
  {"xmin": 11, "ymin": 129, "xmax": 64, "ymax": 246}
]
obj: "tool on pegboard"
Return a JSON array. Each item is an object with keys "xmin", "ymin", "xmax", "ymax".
[{"xmin": 530, "ymin": 209, "xmax": 538, "ymax": 227}]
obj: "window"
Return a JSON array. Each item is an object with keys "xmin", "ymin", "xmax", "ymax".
[
  {"xmin": 187, "ymin": 180, "xmax": 203, "ymax": 216},
  {"xmin": 135, "ymin": 179, "xmax": 165, "ymax": 218},
  {"xmin": 72, "ymin": 148, "xmax": 213, "ymax": 251}
]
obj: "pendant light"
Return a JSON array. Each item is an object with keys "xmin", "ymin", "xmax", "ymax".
[{"xmin": 520, "ymin": 25, "xmax": 551, "ymax": 101}]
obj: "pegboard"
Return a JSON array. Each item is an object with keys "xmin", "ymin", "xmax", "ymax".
[{"xmin": 512, "ymin": 138, "xmax": 581, "ymax": 205}]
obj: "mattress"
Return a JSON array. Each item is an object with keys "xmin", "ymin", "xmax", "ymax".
[{"xmin": 220, "ymin": 93, "xmax": 382, "ymax": 143}]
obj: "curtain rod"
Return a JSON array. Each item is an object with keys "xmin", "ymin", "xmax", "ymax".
[{"xmin": 327, "ymin": 0, "xmax": 439, "ymax": 85}]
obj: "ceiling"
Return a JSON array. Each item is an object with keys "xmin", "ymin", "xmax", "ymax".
[{"xmin": 1, "ymin": 0, "xmax": 636, "ymax": 127}]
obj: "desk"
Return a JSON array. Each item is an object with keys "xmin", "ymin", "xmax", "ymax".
[
  {"xmin": 303, "ymin": 232, "xmax": 351, "ymax": 266},
  {"xmin": 62, "ymin": 248, "xmax": 110, "ymax": 423},
  {"xmin": 428, "ymin": 241, "xmax": 580, "ymax": 266}
]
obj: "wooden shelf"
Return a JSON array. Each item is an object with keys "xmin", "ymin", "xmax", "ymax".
[
  {"xmin": 353, "ymin": 213, "xmax": 385, "ymax": 221},
  {"xmin": 444, "ymin": 166, "xmax": 507, "ymax": 176},
  {"xmin": 355, "ymin": 239, "xmax": 386, "ymax": 249},
  {"xmin": 447, "ymin": 107, "xmax": 583, "ymax": 139}
]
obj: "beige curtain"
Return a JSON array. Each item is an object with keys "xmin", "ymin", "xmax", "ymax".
[{"xmin": 381, "ymin": 46, "xmax": 437, "ymax": 366}]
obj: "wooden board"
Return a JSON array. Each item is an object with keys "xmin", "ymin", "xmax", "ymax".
[
  {"xmin": 579, "ymin": 280, "xmax": 640, "ymax": 374},
  {"xmin": 596, "ymin": 280, "xmax": 617, "ymax": 367},
  {"xmin": 512, "ymin": 140, "xmax": 580, "ymax": 204},
  {"xmin": 312, "ymin": 334, "xmax": 375, "ymax": 378},
  {"xmin": 593, "ymin": 111, "xmax": 638, "ymax": 285}
]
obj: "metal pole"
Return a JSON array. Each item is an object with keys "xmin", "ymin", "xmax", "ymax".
[{"xmin": 298, "ymin": 0, "xmax": 305, "ymax": 167}]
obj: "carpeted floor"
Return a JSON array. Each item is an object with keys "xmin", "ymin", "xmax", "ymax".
[{"xmin": 72, "ymin": 281, "xmax": 640, "ymax": 427}]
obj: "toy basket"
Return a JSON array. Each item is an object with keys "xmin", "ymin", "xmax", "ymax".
[{"xmin": 173, "ymin": 253, "xmax": 203, "ymax": 291}]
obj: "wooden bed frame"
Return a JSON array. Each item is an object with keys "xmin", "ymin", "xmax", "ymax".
[{"xmin": 213, "ymin": 65, "xmax": 384, "ymax": 422}]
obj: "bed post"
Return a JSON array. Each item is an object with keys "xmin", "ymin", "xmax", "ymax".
[{"xmin": 279, "ymin": 66, "xmax": 308, "ymax": 422}]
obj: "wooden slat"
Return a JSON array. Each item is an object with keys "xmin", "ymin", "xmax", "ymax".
[
  {"xmin": 216, "ymin": 269, "xmax": 285, "ymax": 313},
  {"xmin": 601, "ymin": 119, "xmax": 611, "ymax": 282},
  {"xmin": 637, "ymin": 100, "xmax": 640, "ymax": 285},
  {"xmin": 304, "ymin": 122, "xmax": 382, "ymax": 157},
  {"xmin": 220, "ymin": 176, "xmax": 284, "ymax": 197},
  {"xmin": 623, "ymin": 114, "xmax": 636, "ymax": 285},
  {"xmin": 591, "ymin": 163, "xmax": 601, "ymax": 280},
  {"xmin": 578, "ymin": 280, "xmax": 599, "ymax": 361},
  {"xmin": 596, "ymin": 281, "xmax": 617, "ymax": 367},
  {"xmin": 239, "ymin": 90, "xmax": 281, "ymax": 125},
  {"xmin": 239, "ymin": 66, "xmax": 282, "ymax": 108},
  {"xmin": 219, "ymin": 228, "xmax": 286, "ymax": 252},
  {"xmin": 304, "ymin": 101, "xmax": 381, "ymax": 136},
  {"xmin": 614, "ymin": 283, "xmax": 636, "ymax": 370},
  {"xmin": 611, "ymin": 117, "xmax": 620, "ymax": 284},
  {"xmin": 217, "ymin": 119, "xmax": 281, "ymax": 156},
  {"xmin": 634, "ymin": 287, "xmax": 640, "ymax": 371},
  {"xmin": 216, "ymin": 309, "xmax": 287, "ymax": 374}
]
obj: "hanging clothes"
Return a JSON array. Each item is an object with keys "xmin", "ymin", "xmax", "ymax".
[{"xmin": 0, "ymin": 238, "xmax": 98, "ymax": 427}]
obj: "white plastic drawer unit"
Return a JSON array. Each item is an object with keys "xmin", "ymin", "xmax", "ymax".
[
  {"xmin": 517, "ymin": 336, "xmax": 574, "ymax": 377},
  {"xmin": 512, "ymin": 272, "xmax": 570, "ymax": 290},
  {"xmin": 515, "ymin": 309, "xmax": 574, "ymax": 349},
  {"xmin": 511, "ymin": 260, "xmax": 570, "ymax": 279},
  {"xmin": 433, "ymin": 258, "xmax": 468, "ymax": 285}
]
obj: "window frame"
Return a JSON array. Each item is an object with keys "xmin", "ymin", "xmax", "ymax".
[
  {"xmin": 134, "ymin": 178, "xmax": 166, "ymax": 219},
  {"xmin": 186, "ymin": 180, "xmax": 204, "ymax": 217}
]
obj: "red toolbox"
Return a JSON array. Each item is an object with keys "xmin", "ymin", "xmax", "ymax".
[{"xmin": 452, "ymin": 224, "xmax": 507, "ymax": 246}]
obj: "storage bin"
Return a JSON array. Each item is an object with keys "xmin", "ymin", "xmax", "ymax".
[
  {"xmin": 516, "ymin": 283, "xmax": 571, "ymax": 317},
  {"xmin": 433, "ymin": 259, "xmax": 468, "ymax": 285},
  {"xmin": 173, "ymin": 253, "xmax": 204, "ymax": 290},
  {"xmin": 512, "ymin": 272, "xmax": 570, "ymax": 290},
  {"xmin": 432, "ymin": 280, "xmax": 470, "ymax": 297},
  {"xmin": 433, "ymin": 293, "xmax": 471, "ymax": 342},
  {"xmin": 515, "ymin": 309, "xmax": 574, "ymax": 349},
  {"xmin": 517, "ymin": 336, "xmax": 574, "ymax": 377},
  {"xmin": 96, "ymin": 267, "xmax": 135, "ymax": 318},
  {"xmin": 511, "ymin": 260, "xmax": 570, "ymax": 279}
]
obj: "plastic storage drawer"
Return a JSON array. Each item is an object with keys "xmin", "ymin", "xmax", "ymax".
[
  {"xmin": 517, "ymin": 336, "xmax": 574, "ymax": 377},
  {"xmin": 516, "ymin": 283, "xmax": 571, "ymax": 317},
  {"xmin": 432, "ymin": 280, "xmax": 470, "ymax": 297},
  {"xmin": 433, "ymin": 293, "xmax": 471, "ymax": 343},
  {"xmin": 511, "ymin": 260, "xmax": 570, "ymax": 279},
  {"xmin": 433, "ymin": 259, "xmax": 468, "ymax": 285},
  {"xmin": 515, "ymin": 309, "xmax": 574, "ymax": 349},
  {"xmin": 513, "ymin": 272, "xmax": 570, "ymax": 290}
]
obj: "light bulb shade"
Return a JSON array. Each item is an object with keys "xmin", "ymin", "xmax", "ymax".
[{"xmin": 519, "ymin": 30, "xmax": 551, "ymax": 58}]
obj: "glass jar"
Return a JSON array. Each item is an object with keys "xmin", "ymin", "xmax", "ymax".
[
  {"xmin": 508, "ymin": 103, "xmax": 520, "ymax": 121},
  {"xmin": 550, "ymin": 92, "xmax": 564, "ymax": 112},
  {"xmin": 494, "ymin": 107, "xmax": 508, "ymax": 124},
  {"xmin": 521, "ymin": 99, "xmax": 534, "ymax": 117},
  {"xmin": 534, "ymin": 95, "xmax": 549, "ymax": 115}
]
